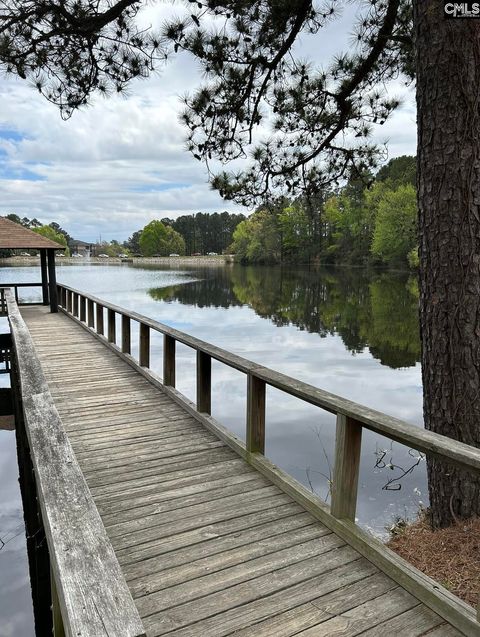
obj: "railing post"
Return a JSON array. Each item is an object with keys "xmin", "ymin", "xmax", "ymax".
[
  {"xmin": 96, "ymin": 304, "xmax": 104, "ymax": 336},
  {"xmin": 79, "ymin": 295, "xmax": 86, "ymax": 322},
  {"xmin": 122, "ymin": 315, "xmax": 131, "ymax": 354},
  {"xmin": 108, "ymin": 309, "xmax": 116, "ymax": 343},
  {"xmin": 163, "ymin": 335, "xmax": 175, "ymax": 386},
  {"xmin": 40, "ymin": 249, "xmax": 49, "ymax": 306},
  {"xmin": 73, "ymin": 293, "xmax": 79, "ymax": 318},
  {"xmin": 246, "ymin": 374, "xmax": 266, "ymax": 454},
  {"xmin": 139, "ymin": 323, "xmax": 150, "ymax": 367},
  {"xmin": 331, "ymin": 414, "xmax": 363, "ymax": 521},
  {"xmin": 196, "ymin": 351, "xmax": 211, "ymax": 414},
  {"xmin": 87, "ymin": 299, "xmax": 95, "ymax": 328},
  {"xmin": 66, "ymin": 290, "xmax": 72, "ymax": 314}
]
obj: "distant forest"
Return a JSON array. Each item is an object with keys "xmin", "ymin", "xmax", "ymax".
[
  {"xmin": 1, "ymin": 156, "xmax": 416, "ymax": 266},
  {"xmin": 124, "ymin": 212, "xmax": 246, "ymax": 256},
  {"xmin": 0, "ymin": 212, "xmax": 246, "ymax": 258},
  {"xmin": 230, "ymin": 156, "xmax": 417, "ymax": 268}
]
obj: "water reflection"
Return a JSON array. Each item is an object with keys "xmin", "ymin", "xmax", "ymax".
[
  {"xmin": 0, "ymin": 430, "xmax": 35, "ymax": 637},
  {"xmin": 0, "ymin": 262, "xmax": 425, "ymax": 542},
  {"xmin": 148, "ymin": 266, "xmax": 421, "ymax": 370}
]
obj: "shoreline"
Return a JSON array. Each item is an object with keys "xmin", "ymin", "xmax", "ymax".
[{"xmin": 0, "ymin": 255, "xmax": 233, "ymax": 267}]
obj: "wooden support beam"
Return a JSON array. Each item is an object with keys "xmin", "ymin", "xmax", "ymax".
[
  {"xmin": 108, "ymin": 309, "xmax": 116, "ymax": 344},
  {"xmin": 196, "ymin": 351, "xmax": 211, "ymax": 414},
  {"xmin": 47, "ymin": 249, "xmax": 58, "ymax": 313},
  {"xmin": 79, "ymin": 296, "xmax": 86, "ymax": 322},
  {"xmin": 40, "ymin": 250, "xmax": 49, "ymax": 306},
  {"xmin": 122, "ymin": 315, "xmax": 131, "ymax": 354},
  {"xmin": 246, "ymin": 374, "xmax": 266, "ymax": 454},
  {"xmin": 96, "ymin": 304, "xmax": 104, "ymax": 336},
  {"xmin": 139, "ymin": 323, "xmax": 150, "ymax": 368},
  {"xmin": 87, "ymin": 299, "xmax": 95, "ymax": 329},
  {"xmin": 163, "ymin": 334, "xmax": 175, "ymax": 386},
  {"xmin": 331, "ymin": 414, "xmax": 363, "ymax": 521}
]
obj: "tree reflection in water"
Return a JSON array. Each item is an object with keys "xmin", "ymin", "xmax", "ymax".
[{"xmin": 148, "ymin": 265, "xmax": 420, "ymax": 370}]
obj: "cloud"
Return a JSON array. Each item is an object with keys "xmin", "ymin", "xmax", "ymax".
[{"xmin": 0, "ymin": 4, "xmax": 416, "ymax": 242}]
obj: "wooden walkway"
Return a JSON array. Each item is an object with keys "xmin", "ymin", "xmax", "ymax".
[{"xmin": 21, "ymin": 306, "xmax": 461, "ymax": 637}]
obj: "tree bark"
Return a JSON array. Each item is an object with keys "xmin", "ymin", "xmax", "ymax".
[{"xmin": 415, "ymin": 1, "xmax": 480, "ymax": 527}]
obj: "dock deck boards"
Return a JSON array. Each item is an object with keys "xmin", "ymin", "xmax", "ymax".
[{"xmin": 21, "ymin": 306, "xmax": 461, "ymax": 637}]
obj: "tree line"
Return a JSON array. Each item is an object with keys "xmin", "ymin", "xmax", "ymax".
[
  {"xmin": 231, "ymin": 156, "xmax": 417, "ymax": 268},
  {"xmin": 1, "ymin": 211, "xmax": 246, "ymax": 258},
  {"xmin": 124, "ymin": 212, "xmax": 246, "ymax": 256}
]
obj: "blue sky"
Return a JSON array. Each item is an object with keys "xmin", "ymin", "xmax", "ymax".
[{"xmin": 0, "ymin": 2, "xmax": 416, "ymax": 243}]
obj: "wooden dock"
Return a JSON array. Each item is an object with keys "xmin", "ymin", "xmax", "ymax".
[{"xmin": 4, "ymin": 284, "xmax": 480, "ymax": 636}]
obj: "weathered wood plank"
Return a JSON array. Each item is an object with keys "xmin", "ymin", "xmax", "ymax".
[
  {"xmin": 90, "ymin": 459, "xmax": 252, "ymax": 502},
  {"xmin": 74, "ymin": 429, "xmax": 214, "ymax": 457},
  {"xmin": 135, "ymin": 533, "xmax": 345, "ymax": 617},
  {"xmin": 143, "ymin": 546, "xmax": 361, "ymax": 635},
  {"xmin": 129, "ymin": 524, "xmax": 327, "ymax": 597},
  {"xmin": 292, "ymin": 588, "xmax": 419, "ymax": 636},
  {"xmin": 78, "ymin": 434, "xmax": 221, "ymax": 468},
  {"xmin": 19, "ymin": 304, "xmax": 468, "ymax": 637},
  {"xmin": 89, "ymin": 456, "xmax": 247, "ymax": 497},
  {"xmin": 7, "ymin": 294, "xmax": 145, "ymax": 637},
  {"xmin": 229, "ymin": 572, "xmax": 397, "ymax": 637},
  {"xmin": 85, "ymin": 448, "xmax": 236, "ymax": 488},
  {"xmin": 122, "ymin": 513, "xmax": 315, "ymax": 583},
  {"xmin": 109, "ymin": 487, "xmax": 285, "ymax": 549},
  {"xmin": 96, "ymin": 473, "xmax": 265, "ymax": 518},
  {"xmin": 357, "ymin": 604, "xmax": 446, "ymax": 636},
  {"xmin": 116, "ymin": 503, "xmax": 304, "ymax": 567},
  {"xmin": 111, "ymin": 487, "xmax": 290, "ymax": 562},
  {"xmin": 100, "ymin": 475, "xmax": 269, "ymax": 528}
]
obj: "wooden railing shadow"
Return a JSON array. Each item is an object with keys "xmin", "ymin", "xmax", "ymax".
[{"xmin": 57, "ymin": 283, "xmax": 480, "ymax": 637}]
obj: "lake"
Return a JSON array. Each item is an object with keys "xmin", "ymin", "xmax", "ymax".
[{"xmin": 0, "ymin": 261, "xmax": 425, "ymax": 635}]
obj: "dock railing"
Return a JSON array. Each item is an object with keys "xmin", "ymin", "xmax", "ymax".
[
  {"xmin": 2, "ymin": 281, "xmax": 44, "ymax": 305},
  {"xmin": 57, "ymin": 282, "xmax": 480, "ymax": 636},
  {"xmin": 4, "ymin": 287, "xmax": 145, "ymax": 637}
]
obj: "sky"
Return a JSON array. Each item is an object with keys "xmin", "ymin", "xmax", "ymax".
[{"xmin": 0, "ymin": 2, "xmax": 416, "ymax": 243}]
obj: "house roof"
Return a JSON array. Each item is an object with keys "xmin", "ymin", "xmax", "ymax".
[
  {"xmin": 0, "ymin": 217, "xmax": 65, "ymax": 249},
  {"xmin": 69, "ymin": 239, "xmax": 92, "ymax": 247}
]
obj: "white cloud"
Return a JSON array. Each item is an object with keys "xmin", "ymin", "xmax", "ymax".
[{"xmin": 0, "ymin": 4, "xmax": 416, "ymax": 242}]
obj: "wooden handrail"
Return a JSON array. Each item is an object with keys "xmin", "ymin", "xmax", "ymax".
[
  {"xmin": 1, "ymin": 282, "xmax": 43, "ymax": 306},
  {"xmin": 55, "ymin": 283, "xmax": 480, "ymax": 631},
  {"xmin": 5, "ymin": 288, "xmax": 145, "ymax": 637},
  {"xmin": 57, "ymin": 283, "xmax": 480, "ymax": 476}
]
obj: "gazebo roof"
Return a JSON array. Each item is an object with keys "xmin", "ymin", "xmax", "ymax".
[{"xmin": 0, "ymin": 217, "xmax": 65, "ymax": 250}]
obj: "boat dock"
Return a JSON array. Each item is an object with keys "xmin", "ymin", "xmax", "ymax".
[{"xmin": 2, "ymin": 283, "xmax": 480, "ymax": 636}]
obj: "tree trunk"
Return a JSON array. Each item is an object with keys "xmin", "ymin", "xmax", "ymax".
[{"xmin": 415, "ymin": 1, "xmax": 480, "ymax": 528}]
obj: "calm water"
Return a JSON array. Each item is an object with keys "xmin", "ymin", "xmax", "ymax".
[{"xmin": 0, "ymin": 262, "xmax": 425, "ymax": 634}]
